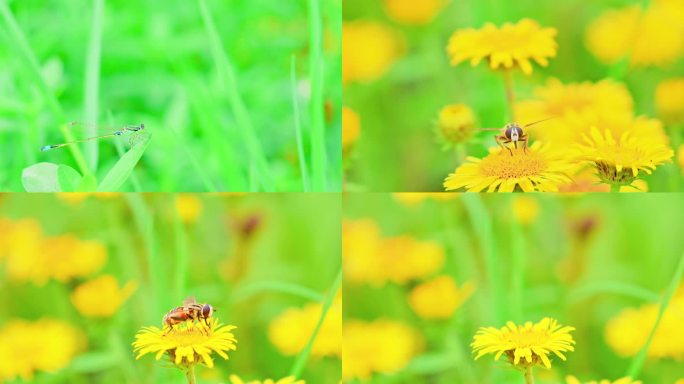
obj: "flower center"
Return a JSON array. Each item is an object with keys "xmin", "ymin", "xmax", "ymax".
[
  {"xmin": 595, "ymin": 160, "xmax": 636, "ymax": 185},
  {"xmin": 478, "ymin": 149, "xmax": 547, "ymax": 179}
]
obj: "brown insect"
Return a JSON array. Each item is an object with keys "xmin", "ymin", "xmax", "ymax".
[
  {"xmin": 481, "ymin": 117, "xmax": 555, "ymax": 155},
  {"xmin": 163, "ymin": 296, "xmax": 215, "ymax": 329}
]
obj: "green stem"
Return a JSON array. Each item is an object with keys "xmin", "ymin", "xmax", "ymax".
[
  {"xmin": 306, "ymin": 0, "xmax": 327, "ymax": 191},
  {"xmin": 610, "ymin": 183, "xmax": 621, "ymax": 192},
  {"xmin": 523, "ymin": 366, "xmax": 535, "ymax": 384},
  {"xmin": 185, "ymin": 365, "xmax": 196, "ymax": 384},
  {"xmin": 503, "ymin": 69, "xmax": 516, "ymax": 122},
  {"xmin": 510, "ymin": 210, "xmax": 526, "ymax": 322},
  {"xmin": 290, "ymin": 56, "xmax": 311, "ymax": 192},
  {"xmin": 83, "ymin": 0, "xmax": 104, "ymax": 172},
  {"xmin": 625, "ymin": 249, "xmax": 684, "ymax": 379}
]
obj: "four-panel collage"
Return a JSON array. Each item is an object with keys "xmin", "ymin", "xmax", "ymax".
[{"xmin": 1, "ymin": 0, "xmax": 683, "ymax": 383}]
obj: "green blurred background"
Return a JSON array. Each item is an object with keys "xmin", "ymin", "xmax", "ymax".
[
  {"xmin": 0, "ymin": 0, "xmax": 342, "ymax": 192},
  {"xmin": 0, "ymin": 193, "xmax": 341, "ymax": 383},
  {"xmin": 343, "ymin": 0, "xmax": 684, "ymax": 191},
  {"xmin": 344, "ymin": 193, "xmax": 684, "ymax": 383}
]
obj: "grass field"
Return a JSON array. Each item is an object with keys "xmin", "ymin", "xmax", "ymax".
[
  {"xmin": 0, "ymin": 193, "xmax": 342, "ymax": 383},
  {"xmin": 343, "ymin": 0, "xmax": 684, "ymax": 192},
  {"xmin": 343, "ymin": 193, "xmax": 684, "ymax": 383},
  {"xmin": 0, "ymin": 0, "xmax": 341, "ymax": 192}
]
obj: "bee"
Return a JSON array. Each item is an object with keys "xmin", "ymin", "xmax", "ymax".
[
  {"xmin": 163, "ymin": 296, "xmax": 215, "ymax": 329},
  {"xmin": 481, "ymin": 117, "xmax": 555, "ymax": 155}
]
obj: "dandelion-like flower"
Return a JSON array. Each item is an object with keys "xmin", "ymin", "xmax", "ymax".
[
  {"xmin": 133, "ymin": 318, "xmax": 237, "ymax": 368},
  {"xmin": 343, "ymin": 21, "xmax": 404, "ymax": 83},
  {"xmin": 71, "ymin": 275, "xmax": 137, "ymax": 318},
  {"xmin": 447, "ymin": 19, "xmax": 557, "ymax": 75},
  {"xmin": 436, "ymin": 104, "xmax": 477, "ymax": 146},
  {"xmin": 656, "ymin": 77, "xmax": 684, "ymax": 123},
  {"xmin": 472, "ymin": 318, "xmax": 575, "ymax": 373},
  {"xmin": 444, "ymin": 143, "xmax": 574, "ymax": 192},
  {"xmin": 229, "ymin": 375, "xmax": 304, "ymax": 384},
  {"xmin": 575, "ymin": 127, "xmax": 673, "ymax": 189},
  {"xmin": 408, "ymin": 276, "xmax": 474, "ymax": 320},
  {"xmin": 566, "ymin": 376, "xmax": 642, "ymax": 384}
]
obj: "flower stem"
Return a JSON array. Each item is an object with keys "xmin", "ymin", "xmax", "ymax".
[
  {"xmin": 610, "ymin": 183, "xmax": 621, "ymax": 192},
  {"xmin": 503, "ymin": 69, "xmax": 516, "ymax": 122},
  {"xmin": 523, "ymin": 366, "xmax": 535, "ymax": 384},
  {"xmin": 185, "ymin": 365, "xmax": 196, "ymax": 384}
]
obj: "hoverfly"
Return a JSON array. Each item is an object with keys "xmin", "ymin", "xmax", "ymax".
[
  {"xmin": 163, "ymin": 296, "xmax": 215, "ymax": 329},
  {"xmin": 480, "ymin": 117, "xmax": 556, "ymax": 155}
]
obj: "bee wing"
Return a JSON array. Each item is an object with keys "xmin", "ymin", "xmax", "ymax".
[{"xmin": 182, "ymin": 296, "xmax": 198, "ymax": 306}]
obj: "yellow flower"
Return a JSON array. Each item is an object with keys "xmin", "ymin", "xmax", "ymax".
[
  {"xmin": 0, "ymin": 218, "xmax": 42, "ymax": 260},
  {"xmin": 343, "ymin": 21, "xmax": 403, "ymax": 83},
  {"xmin": 393, "ymin": 193, "xmax": 458, "ymax": 206},
  {"xmin": 342, "ymin": 107, "xmax": 361, "ymax": 150},
  {"xmin": 176, "ymin": 194, "xmax": 203, "ymax": 223},
  {"xmin": 605, "ymin": 286, "xmax": 684, "ymax": 359},
  {"xmin": 678, "ymin": 145, "xmax": 684, "ymax": 174},
  {"xmin": 656, "ymin": 77, "xmax": 684, "ymax": 123},
  {"xmin": 447, "ymin": 19, "xmax": 557, "ymax": 75},
  {"xmin": 343, "ymin": 219, "xmax": 385, "ymax": 284},
  {"xmin": 436, "ymin": 104, "xmax": 477, "ymax": 145},
  {"xmin": 382, "ymin": 236, "xmax": 444, "ymax": 284},
  {"xmin": 472, "ymin": 318, "xmax": 575, "ymax": 369},
  {"xmin": 383, "ymin": 0, "xmax": 449, "ymax": 25},
  {"xmin": 0, "ymin": 319, "xmax": 83, "ymax": 381},
  {"xmin": 444, "ymin": 143, "xmax": 574, "ymax": 192},
  {"xmin": 408, "ymin": 276, "xmax": 474, "ymax": 320},
  {"xmin": 71, "ymin": 275, "xmax": 137, "ymax": 318},
  {"xmin": 57, "ymin": 192, "xmax": 121, "ymax": 204},
  {"xmin": 229, "ymin": 375, "xmax": 304, "ymax": 384},
  {"xmin": 585, "ymin": 0, "xmax": 684, "ymax": 67},
  {"xmin": 133, "ymin": 318, "xmax": 237, "ymax": 368},
  {"xmin": 512, "ymin": 196, "xmax": 540, "ymax": 225},
  {"xmin": 575, "ymin": 127, "xmax": 673, "ymax": 187},
  {"xmin": 566, "ymin": 376, "xmax": 642, "ymax": 384},
  {"xmin": 343, "ymin": 319, "xmax": 421, "ymax": 380},
  {"xmin": 268, "ymin": 293, "xmax": 341, "ymax": 357}
]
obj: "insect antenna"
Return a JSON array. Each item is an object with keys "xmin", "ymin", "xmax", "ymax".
[{"xmin": 523, "ymin": 116, "xmax": 557, "ymax": 128}]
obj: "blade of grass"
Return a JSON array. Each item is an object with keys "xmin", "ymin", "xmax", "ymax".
[
  {"xmin": 289, "ymin": 268, "xmax": 342, "ymax": 378},
  {"xmin": 231, "ymin": 281, "xmax": 325, "ymax": 303},
  {"xmin": 291, "ymin": 56, "xmax": 311, "ymax": 192},
  {"xmin": 0, "ymin": 1, "xmax": 89, "ymax": 176},
  {"xmin": 510, "ymin": 210, "xmax": 526, "ymax": 323},
  {"xmin": 107, "ymin": 112, "xmax": 141, "ymax": 191},
  {"xmin": 172, "ymin": 196, "xmax": 190, "ymax": 303},
  {"xmin": 568, "ymin": 281, "xmax": 660, "ymax": 304},
  {"xmin": 625, "ymin": 249, "xmax": 684, "ymax": 379},
  {"xmin": 197, "ymin": 0, "xmax": 273, "ymax": 191},
  {"xmin": 97, "ymin": 134, "xmax": 151, "ymax": 191},
  {"xmin": 306, "ymin": 0, "xmax": 327, "ymax": 191},
  {"xmin": 83, "ymin": 0, "xmax": 104, "ymax": 171}
]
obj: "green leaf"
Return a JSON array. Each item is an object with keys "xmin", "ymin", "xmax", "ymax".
[
  {"xmin": 97, "ymin": 134, "xmax": 151, "ymax": 191},
  {"xmin": 77, "ymin": 174, "xmax": 98, "ymax": 192},
  {"xmin": 21, "ymin": 162, "xmax": 61, "ymax": 192},
  {"xmin": 57, "ymin": 164, "xmax": 82, "ymax": 192}
]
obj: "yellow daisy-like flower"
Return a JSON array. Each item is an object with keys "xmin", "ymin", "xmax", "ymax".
[
  {"xmin": 447, "ymin": 19, "xmax": 557, "ymax": 75},
  {"xmin": 656, "ymin": 77, "xmax": 684, "ymax": 123},
  {"xmin": 566, "ymin": 376, "xmax": 642, "ymax": 384},
  {"xmin": 175, "ymin": 194, "xmax": 203, "ymax": 224},
  {"xmin": 383, "ymin": 0, "xmax": 450, "ymax": 26},
  {"xmin": 132, "ymin": 318, "xmax": 237, "ymax": 368},
  {"xmin": 585, "ymin": 0, "xmax": 684, "ymax": 67},
  {"xmin": 342, "ymin": 107, "xmax": 361, "ymax": 150},
  {"xmin": 444, "ymin": 143, "xmax": 574, "ymax": 192},
  {"xmin": 436, "ymin": 104, "xmax": 477, "ymax": 146},
  {"xmin": 229, "ymin": 375, "xmax": 304, "ymax": 384},
  {"xmin": 268, "ymin": 293, "xmax": 341, "ymax": 357},
  {"xmin": 472, "ymin": 318, "xmax": 575, "ymax": 369},
  {"xmin": 343, "ymin": 21, "xmax": 403, "ymax": 83},
  {"xmin": 575, "ymin": 127, "xmax": 673, "ymax": 188},
  {"xmin": 71, "ymin": 275, "xmax": 137, "ymax": 318},
  {"xmin": 408, "ymin": 276, "xmax": 474, "ymax": 320}
]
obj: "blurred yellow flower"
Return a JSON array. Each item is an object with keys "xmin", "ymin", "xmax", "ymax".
[
  {"xmin": 512, "ymin": 196, "xmax": 540, "ymax": 225},
  {"xmin": 472, "ymin": 318, "xmax": 575, "ymax": 369},
  {"xmin": 656, "ymin": 77, "xmax": 684, "ymax": 123},
  {"xmin": 393, "ymin": 193, "xmax": 458, "ymax": 206},
  {"xmin": 383, "ymin": 0, "xmax": 449, "ymax": 25},
  {"xmin": 566, "ymin": 376, "xmax": 641, "ymax": 384},
  {"xmin": 447, "ymin": 19, "xmax": 557, "ymax": 75},
  {"xmin": 6, "ymin": 235, "xmax": 107, "ymax": 285},
  {"xmin": 678, "ymin": 145, "xmax": 684, "ymax": 174},
  {"xmin": 0, "ymin": 319, "xmax": 82, "ymax": 381},
  {"xmin": 342, "ymin": 107, "xmax": 361, "ymax": 150},
  {"xmin": 229, "ymin": 375, "xmax": 304, "ymax": 384},
  {"xmin": 437, "ymin": 104, "xmax": 477, "ymax": 145},
  {"xmin": 268, "ymin": 293, "xmax": 341, "ymax": 358},
  {"xmin": 0, "ymin": 218, "xmax": 42, "ymax": 260},
  {"xmin": 605, "ymin": 285, "xmax": 684, "ymax": 359},
  {"xmin": 133, "ymin": 318, "xmax": 237, "ymax": 368},
  {"xmin": 343, "ymin": 319, "xmax": 421, "ymax": 380},
  {"xmin": 585, "ymin": 1, "xmax": 684, "ymax": 67},
  {"xmin": 444, "ymin": 143, "xmax": 574, "ymax": 192},
  {"xmin": 57, "ymin": 192, "xmax": 121, "ymax": 204},
  {"xmin": 343, "ymin": 219, "xmax": 385, "ymax": 284},
  {"xmin": 71, "ymin": 275, "xmax": 137, "ymax": 318},
  {"xmin": 408, "ymin": 276, "xmax": 474, "ymax": 320},
  {"xmin": 575, "ymin": 127, "xmax": 673, "ymax": 188},
  {"xmin": 176, "ymin": 194, "xmax": 203, "ymax": 223},
  {"xmin": 382, "ymin": 236, "xmax": 444, "ymax": 284},
  {"xmin": 343, "ymin": 21, "xmax": 403, "ymax": 83}
]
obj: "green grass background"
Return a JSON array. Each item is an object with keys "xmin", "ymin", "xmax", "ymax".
[
  {"xmin": 0, "ymin": 0, "xmax": 342, "ymax": 192},
  {"xmin": 344, "ymin": 193, "xmax": 684, "ymax": 383},
  {"xmin": 343, "ymin": 0, "xmax": 684, "ymax": 191},
  {"xmin": 0, "ymin": 193, "xmax": 341, "ymax": 383}
]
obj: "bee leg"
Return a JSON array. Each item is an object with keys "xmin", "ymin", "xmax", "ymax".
[
  {"xmin": 522, "ymin": 135, "xmax": 529, "ymax": 153},
  {"xmin": 495, "ymin": 135, "xmax": 513, "ymax": 156}
]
